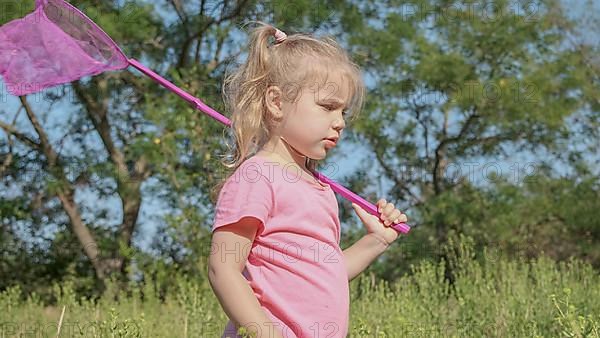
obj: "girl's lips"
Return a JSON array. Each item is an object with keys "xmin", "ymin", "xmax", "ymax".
[{"xmin": 324, "ymin": 139, "xmax": 337, "ymax": 147}]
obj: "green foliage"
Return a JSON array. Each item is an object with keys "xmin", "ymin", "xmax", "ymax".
[
  {"xmin": 0, "ymin": 1, "xmax": 34, "ymax": 25},
  {"xmin": 0, "ymin": 236, "xmax": 598, "ymax": 337},
  {"xmin": 552, "ymin": 288, "xmax": 600, "ymax": 337},
  {"xmin": 346, "ymin": 235, "xmax": 600, "ymax": 337}
]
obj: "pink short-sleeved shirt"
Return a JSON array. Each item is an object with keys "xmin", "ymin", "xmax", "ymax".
[{"xmin": 212, "ymin": 154, "xmax": 349, "ymax": 338}]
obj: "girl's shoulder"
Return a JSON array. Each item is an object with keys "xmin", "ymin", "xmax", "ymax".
[{"xmin": 224, "ymin": 155, "xmax": 275, "ymax": 188}]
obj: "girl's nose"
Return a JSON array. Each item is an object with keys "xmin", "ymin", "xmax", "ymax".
[{"xmin": 333, "ymin": 115, "xmax": 345, "ymax": 130}]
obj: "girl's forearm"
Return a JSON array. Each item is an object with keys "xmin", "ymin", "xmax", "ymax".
[
  {"xmin": 209, "ymin": 270, "xmax": 284, "ymax": 338},
  {"xmin": 342, "ymin": 233, "xmax": 389, "ymax": 281}
]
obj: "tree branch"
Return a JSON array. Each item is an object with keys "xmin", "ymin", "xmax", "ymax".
[
  {"xmin": 411, "ymin": 96, "xmax": 430, "ymax": 159},
  {"xmin": 372, "ymin": 145, "xmax": 424, "ymax": 206},
  {"xmin": 433, "ymin": 109, "xmax": 481, "ymax": 194},
  {"xmin": 72, "ymin": 81, "xmax": 129, "ymax": 178},
  {"xmin": 18, "ymin": 96, "xmax": 108, "ymax": 279},
  {"xmin": 0, "ymin": 134, "xmax": 14, "ymax": 176},
  {"xmin": 71, "ymin": 80, "xmax": 150, "ymax": 262},
  {"xmin": 0, "ymin": 120, "xmax": 40, "ymax": 150},
  {"xmin": 177, "ymin": 0, "xmax": 251, "ymax": 68}
]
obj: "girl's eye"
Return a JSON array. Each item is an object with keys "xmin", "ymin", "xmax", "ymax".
[
  {"xmin": 322, "ymin": 105, "xmax": 349, "ymax": 119},
  {"xmin": 323, "ymin": 105, "xmax": 348, "ymax": 116}
]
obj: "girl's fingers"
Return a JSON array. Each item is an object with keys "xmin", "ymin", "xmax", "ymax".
[
  {"xmin": 377, "ymin": 199, "xmax": 409, "ymax": 225},
  {"xmin": 382, "ymin": 206, "xmax": 396, "ymax": 225},
  {"xmin": 377, "ymin": 199, "xmax": 386, "ymax": 211},
  {"xmin": 384, "ymin": 203, "xmax": 395, "ymax": 214},
  {"xmin": 382, "ymin": 208, "xmax": 408, "ymax": 225},
  {"xmin": 389, "ymin": 210, "xmax": 402, "ymax": 222},
  {"xmin": 395, "ymin": 214, "xmax": 408, "ymax": 224}
]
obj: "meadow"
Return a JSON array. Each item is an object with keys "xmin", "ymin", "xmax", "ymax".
[{"xmin": 1, "ymin": 236, "xmax": 598, "ymax": 337}]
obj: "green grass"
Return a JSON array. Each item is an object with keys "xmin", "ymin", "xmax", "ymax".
[{"xmin": 1, "ymin": 235, "xmax": 598, "ymax": 337}]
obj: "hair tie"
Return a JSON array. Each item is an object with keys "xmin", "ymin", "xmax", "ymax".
[{"xmin": 273, "ymin": 28, "xmax": 287, "ymax": 44}]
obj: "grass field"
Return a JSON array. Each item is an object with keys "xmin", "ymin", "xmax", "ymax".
[{"xmin": 1, "ymin": 236, "xmax": 599, "ymax": 337}]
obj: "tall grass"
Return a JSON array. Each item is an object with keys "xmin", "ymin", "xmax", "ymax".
[
  {"xmin": 1, "ymin": 235, "xmax": 598, "ymax": 337},
  {"xmin": 348, "ymin": 235, "xmax": 600, "ymax": 337}
]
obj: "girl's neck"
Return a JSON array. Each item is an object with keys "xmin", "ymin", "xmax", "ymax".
[
  {"xmin": 256, "ymin": 137, "xmax": 320, "ymax": 183},
  {"xmin": 259, "ymin": 136, "xmax": 309, "ymax": 171}
]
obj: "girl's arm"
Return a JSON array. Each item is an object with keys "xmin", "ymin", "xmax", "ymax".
[
  {"xmin": 209, "ymin": 217, "xmax": 284, "ymax": 338},
  {"xmin": 343, "ymin": 233, "xmax": 389, "ymax": 282},
  {"xmin": 344, "ymin": 200, "xmax": 407, "ymax": 281}
]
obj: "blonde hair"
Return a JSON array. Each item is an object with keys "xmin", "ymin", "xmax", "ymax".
[{"xmin": 210, "ymin": 21, "xmax": 366, "ymax": 203}]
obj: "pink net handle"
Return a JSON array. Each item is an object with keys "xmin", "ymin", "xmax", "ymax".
[{"xmin": 36, "ymin": 0, "xmax": 47, "ymax": 8}]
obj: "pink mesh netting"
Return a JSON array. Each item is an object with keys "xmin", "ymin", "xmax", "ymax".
[{"xmin": 0, "ymin": 0, "xmax": 129, "ymax": 96}]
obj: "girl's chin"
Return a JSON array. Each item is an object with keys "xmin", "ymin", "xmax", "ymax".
[
  {"xmin": 305, "ymin": 150, "xmax": 326, "ymax": 161},
  {"xmin": 315, "ymin": 149, "xmax": 328, "ymax": 160}
]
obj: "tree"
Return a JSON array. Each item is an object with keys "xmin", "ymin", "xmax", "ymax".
[{"xmin": 332, "ymin": 0, "xmax": 599, "ymax": 279}]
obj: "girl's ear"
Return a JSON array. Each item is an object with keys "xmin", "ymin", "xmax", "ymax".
[{"xmin": 265, "ymin": 85, "xmax": 284, "ymax": 120}]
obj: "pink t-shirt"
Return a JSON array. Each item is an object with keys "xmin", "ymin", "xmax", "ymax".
[{"xmin": 212, "ymin": 154, "xmax": 349, "ymax": 338}]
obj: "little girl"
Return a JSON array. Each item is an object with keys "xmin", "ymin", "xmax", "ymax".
[{"xmin": 208, "ymin": 21, "xmax": 408, "ymax": 338}]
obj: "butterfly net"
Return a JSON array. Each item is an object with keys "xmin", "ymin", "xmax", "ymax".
[
  {"xmin": 0, "ymin": 0, "xmax": 411, "ymax": 233},
  {"xmin": 0, "ymin": 0, "xmax": 129, "ymax": 96}
]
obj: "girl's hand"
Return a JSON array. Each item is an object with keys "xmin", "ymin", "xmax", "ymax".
[{"xmin": 351, "ymin": 198, "xmax": 408, "ymax": 245}]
